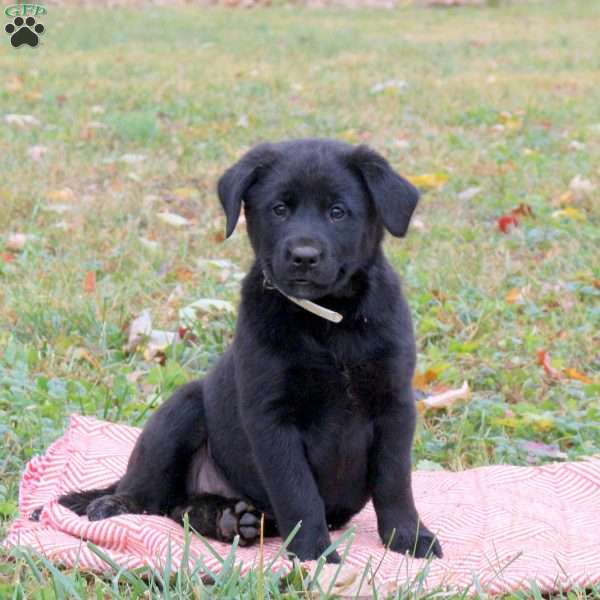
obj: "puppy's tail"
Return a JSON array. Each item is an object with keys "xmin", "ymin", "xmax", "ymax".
[{"xmin": 57, "ymin": 482, "xmax": 120, "ymax": 516}]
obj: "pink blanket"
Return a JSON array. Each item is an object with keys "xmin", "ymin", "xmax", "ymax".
[{"xmin": 4, "ymin": 415, "xmax": 600, "ymax": 595}]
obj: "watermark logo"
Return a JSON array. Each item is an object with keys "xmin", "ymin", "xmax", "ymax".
[{"xmin": 4, "ymin": 4, "xmax": 46, "ymax": 47}]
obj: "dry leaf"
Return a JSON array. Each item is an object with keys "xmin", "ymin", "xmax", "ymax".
[
  {"xmin": 6, "ymin": 233, "xmax": 27, "ymax": 251},
  {"xmin": 179, "ymin": 299, "xmax": 235, "ymax": 327},
  {"xmin": 124, "ymin": 310, "xmax": 153, "ymax": 353},
  {"xmin": 511, "ymin": 203, "xmax": 534, "ymax": 218},
  {"xmin": 569, "ymin": 174, "xmax": 595, "ymax": 199},
  {"xmin": 5, "ymin": 114, "xmax": 40, "ymax": 127},
  {"xmin": 497, "ymin": 214, "xmax": 519, "ymax": 233},
  {"xmin": 498, "ymin": 111, "xmax": 523, "ymax": 131},
  {"xmin": 505, "ymin": 288, "xmax": 523, "ymax": 304},
  {"xmin": 139, "ymin": 237, "xmax": 160, "ymax": 252},
  {"xmin": 120, "ymin": 153, "xmax": 147, "ymax": 164},
  {"xmin": 407, "ymin": 173, "xmax": 449, "ymax": 191},
  {"xmin": 413, "ymin": 367, "xmax": 443, "ymax": 389},
  {"xmin": 144, "ymin": 330, "xmax": 180, "ymax": 360},
  {"xmin": 457, "ymin": 186, "xmax": 481, "ymax": 201},
  {"xmin": 418, "ymin": 381, "xmax": 470, "ymax": 411},
  {"xmin": 69, "ymin": 347, "xmax": 101, "ymax": 370},
  {"xmin": 157, "ymin": 211, "xmax": 192, "ymax": 227},
  {"xmin": 308, "ymin": 563, "xmax": 361, "ymax": 597},
  {"xmin": 47, "ymin": 188, "xmax": 77, "ymax": 203},
  {"xmin": 27, "ymin": 145, "xmax": 47, "ymax": 161},
  {"xmin": 552, "ymin": 190, "xmax": 575, "ymax": 208},
  {"xmin": 536, "ymin": 350, "xmax": 562, "ymax": 380},
  {"xmin": 370, "ymin": 79, "xmax": 407, "ymax": 94},
  {"xmin": 552, "ymin": 207, "xmax": 586, "ymax": 221},
  {"xmin": 83, "ymin": 271, "xmax": 96, "ymax": 294},
  {"xmin": 518, "ymin": 440, "xmax": 567, "ymax": 461},
  {"xmin": 563, "ymin": 368, "xmax": 594, "ymax": 385}
]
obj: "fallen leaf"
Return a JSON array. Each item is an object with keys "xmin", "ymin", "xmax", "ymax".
[
  {"xmin": 143, "ymin": 330, "xmax": 180, "ymax": 360},
  {"xmin": 69, "ymin": 347, "xmax": 101, "ymax": 370},
  {"xmin": 498, "ymin": 111, "xmax": 523, "ymax": 131},
  {"xmin": 552, "ymin": 207, "xmax": 586, "ymax": 221},
  {"xmin": 179, "ymin": 299, "xmax": 235, "ymax": 327},
  {"xmin": 406, "ymin": 173, "xmax": 449, "ymax": 191},
  {"xmin": 5, "ymin": 76, "xmax": 23, "ymax": 93},
  {"xmin": 518, "ymin": 440, "xmax": 567, "ymax": 461},
  {"xmin": 563, "ymin": 368, "xmax": 594, "ymax": 385},
  {"xmin": 413, "ymin": 367, "xmax": 443, "ymax": 389},
  {"xmin": 139, "ymin": 237, "xmax": 160, "ymax": 252},
  {"xmin": 174, "ymin": 268, "xmax": 194, "ymax": 283},
  {"xmin": 124, "ymin": 309, "xmax": 153, "ymax": 353},
  {"xmin": 505, "ymin": 288, "xmax": 523, "ymax": 304},
  {"xmin": 120, "ymin": 153, "xmax": 147, "ymax": 164},
  {"xmin": 370, "ymin": 79, "xmax": 407, "ymax": 94},
  {"xmin": 418, "ymin": 381, "xmax": 470, "ymax": 411},
  {"xmin": 457, "ymin": 186, "xmax": 481, "ymax": 201},
  {"xmin": 1, "ymin": 252, "xmax": 15, "ymax": 263},
  {"xmin": 497, "ymin": 214, "xmax": 519, "ymax": 233},
  {"xmin": 569, "ymin": 174, "xmax": 595, "ymax": 199},
  {"xmin": 157, "ymin": 211, "xmax": 192, "ymax": 227},
  {"xmin": 27, "ymin": 145, "xmax": 47, "ymax": 161},
  {"xmin": 47, "ymin": 188, "xmax": 77, "ymax": 203},
  {"xmin": 5, "ymin": 233, "xmax": 27, "ymax": 251},
  {"xmin": 309, "ymin": 564, "xmax": 361, "ymax": 597},
  {"xmin": 4, "ymin": 114, "xmax": 40, "ymax": 127},
  {"xmin": 536, "ymin": 350, "xmax": 562, "ymax": 380},
  {"xmin": 511, "ymin": 203, "xmax": 534, "ymax": 218},
  {"xmin": 552, "ymin": 190, "xmax": 575, "ymax": 208},
  {"xmin": 83, "ymin": 271, "xmax": 96, "ymax": 294}
]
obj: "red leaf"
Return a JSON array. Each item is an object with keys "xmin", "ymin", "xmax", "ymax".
[
  {"xmin": 536, "ymin": 349, "xmax": 562, "ymax": 380},
  {"xmin": 1, "ymin": 252, "xmax": 15, "ymax": 263},
  {"xmin": 497, "ymin": 214, "xmax": 519, "ymax": 233},
  {"xmin": 84, "ymin": 270, "xmax": 96, "ymax": 294}
]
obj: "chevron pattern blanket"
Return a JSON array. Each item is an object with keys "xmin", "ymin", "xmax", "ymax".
[{"xmin": 4, "ymin": 415, "xmax": 600, "ymax": 595}]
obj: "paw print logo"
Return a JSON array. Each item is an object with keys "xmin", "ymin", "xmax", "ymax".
[{"xmin": 5, "ymin": 16, "xmax": 45, "ymax": 48}]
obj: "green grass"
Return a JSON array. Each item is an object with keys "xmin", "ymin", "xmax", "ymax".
[{"xmin": 1, "ymin": 0, "xmax": 599, "ymax": 596}]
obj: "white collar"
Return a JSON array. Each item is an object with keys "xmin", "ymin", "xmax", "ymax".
[{"xmin": 263, "ymin": 275, "xmax": 343, "ymax": 324}]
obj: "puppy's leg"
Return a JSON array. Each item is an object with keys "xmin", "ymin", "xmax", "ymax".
[
  {"xmin": 171, "ymin": 495, "xmax": 277, "ymax": 546},
  {"xmin": 371, "ymin": 384, "xmax": 443, "ymax": 558},
  {"xmin": 240, "ymin": 401, "xmax": 339, "ymax": 562},
  {"xmin": 59, "ymin": 380, "xmax": 207, "ymax": 520}
]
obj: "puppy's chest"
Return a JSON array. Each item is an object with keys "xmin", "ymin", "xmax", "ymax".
[{"xmin": 286, "ymin": 361, "xmax": 388, "ymax": 428}]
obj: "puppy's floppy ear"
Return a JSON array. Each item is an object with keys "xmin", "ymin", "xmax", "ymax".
[
  {"xmin": 347, "ymin": 145, "xmax": 419, "ymax": 237},
  {"xmin": 217, "ymin": 143, "xmax": 278, "ymax": 238}
]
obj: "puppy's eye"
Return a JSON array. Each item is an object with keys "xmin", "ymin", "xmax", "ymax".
[
  {"xmin": 329, "ymin": 205, "xmax": 347, "ymax": 221},
  {"xmin": 272, "ymin": 204, "xmax": 288, "ymax": 218}
]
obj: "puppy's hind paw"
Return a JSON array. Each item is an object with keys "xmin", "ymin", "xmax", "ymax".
[
  {"xmin": 86, "ymin": 494, "xmax": 140, "ymax": 521},
  {"xmin": 218, "ymin": 501, "xmax": 262, "ymax": 546}
]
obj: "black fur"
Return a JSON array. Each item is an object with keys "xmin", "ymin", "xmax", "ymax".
[{"xmin": 58, "ymin": 139, "xmax": 442, "ymax": 562}]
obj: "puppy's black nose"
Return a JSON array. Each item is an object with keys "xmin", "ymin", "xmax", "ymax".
[{"xmin": 288, "ymin": 245, "xmax": 321, "ymax": 269}]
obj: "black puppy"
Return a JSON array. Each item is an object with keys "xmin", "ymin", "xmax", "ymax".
[{"xmin": 58, "ymin": 139, "xmax": 442, "ymax": 562}]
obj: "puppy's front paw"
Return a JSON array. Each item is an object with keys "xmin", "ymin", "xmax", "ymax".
[
  {"xmin": 86, "ymin": 494, "xmax": 139, "ymax": 521},
  {"xmin": 288, "ymin": 534, "xmax": 340, "ymax": 563},
  {"xmin": 383, "ymin": 522, "xmax": 443, "ymax": 559}
]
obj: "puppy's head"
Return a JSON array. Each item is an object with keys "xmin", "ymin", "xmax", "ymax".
[{"xmin": 218, "ymin": 139, "xmax": 419, "ymax": 300}]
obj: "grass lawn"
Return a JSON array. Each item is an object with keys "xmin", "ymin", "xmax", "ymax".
[{"xmin": 1, "ymin": 0, "xmax": 599, "ymax": 596}]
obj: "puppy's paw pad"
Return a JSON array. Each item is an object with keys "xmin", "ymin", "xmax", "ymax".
[
  {"xmin": 86, "ymin": 495, "xmax": 135, "ymax": 521},
  {"xmin": 218, "ymin": 502, "xmax": 261, "ymax": 546}
]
